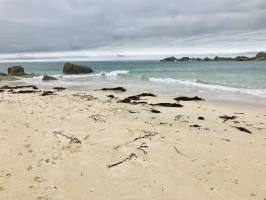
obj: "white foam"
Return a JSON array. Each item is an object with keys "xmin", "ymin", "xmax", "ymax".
[{"xmin": 149, "ymin": 77, "xmax": 266, "ymax": 98}]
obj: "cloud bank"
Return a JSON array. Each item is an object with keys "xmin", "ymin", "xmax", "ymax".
[{"xmin": 0, "ymin": 0, "xmax": 265, "ymax": 55}]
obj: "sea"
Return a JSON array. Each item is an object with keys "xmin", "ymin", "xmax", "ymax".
[{"xmin": 0, "ymin": 60, "xmax": 266, "ymax": 105}]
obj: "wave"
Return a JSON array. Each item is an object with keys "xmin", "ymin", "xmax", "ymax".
[{"xmin": 149, "ymin": 77, "xmax": 266, "ymax": 97}]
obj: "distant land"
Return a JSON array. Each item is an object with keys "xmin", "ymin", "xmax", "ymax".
[{"xmin": 161, "ymin": 52, "xmax": 266, "ymax": 62}]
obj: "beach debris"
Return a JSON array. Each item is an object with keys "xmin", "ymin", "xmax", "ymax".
[
  {"xmin": 219, "ymin": 115, "xmax": 237, "ymax": 122},
  {"xmin": 41, "ymin": 91, "xmax": 55, "ymax": 96},
  {"xmin": 73, "ymin": 94, "xmax": 97, "ymax": 101},
  {"xmin": 89, "ymin": 114, "xmax": 106, "ymax": 123},
  {"xmin": 235, "ymin": 126, "xmax": 252, "ymax": 134},
  {"xmin": 107, "ymin": 153, "xmax": 137, "ymax": 168},
  {"xmin": 198, "ymin": 116, "xmax": 205, "ymax": 120},
  {"xmin": 173, "ymin": 146, "xmax": 184, "ymax": 156},
  {"xmin": 151, "ymin": 103, "xmax": 183, "ymax": 107},
  {"xmin": 150, "ymin": 109, "xmax": 161, "ymax": 113},
  {"xmin": 136, "ymin": 93, "xmax": 157, "ymax": 97},
  {"xmin": 11, "ymin": 90, "xmax": 40, "ymax": 94},
  {"xmin": 190, "ymin": 124, "xmax": 201, "ymax": 128},
  {"xmin": 174, "ymin": 96, "xmax": 204, "ymax": 101},
  {"xmin": 137, "ymin": 143, "xmax": 148, "ymax": 154},
  {"xmin": 100, "ymin": 87, "xmax": 127, "ymax": 92},
  {"xmin": 118, "ymin": 93, "xmax": 156, "ymax": 104},
  {"xmin": 53, "ymin": 131, "xmax": 82, "ymax": 144},
  {"xmin": 107, "ymin": 94, "xmax": 117, "ymax": 99},
  {"xmin": 53, "ymin": 87, "xmax": 66, "ymax": 91},
  {"xmin": 0, "ymin": 85, "xmax": 38, "ymax": 90}
]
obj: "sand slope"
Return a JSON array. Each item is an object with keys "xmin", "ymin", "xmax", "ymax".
[{"xmin": 0, "ymin": 90, "xmax": 266, "ymax": 200}]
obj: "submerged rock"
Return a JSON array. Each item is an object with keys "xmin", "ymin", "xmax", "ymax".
[
  {"xmin": 8, "ymin": 66, "xmax": 26, "ymax": 76},
  {"xmin": 42, "ymin": 75, "xmax": 57, "ymax": 81},
  {"xmin": 63, "ymin": 62, "xmax": 93, "ymax": 74}
]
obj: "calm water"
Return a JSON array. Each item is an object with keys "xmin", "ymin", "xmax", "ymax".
[{"xmin": 0, "ymin": 60, "xmax": 266, "ymax": 104}]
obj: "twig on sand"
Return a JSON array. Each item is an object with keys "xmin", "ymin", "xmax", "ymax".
[
  {"xmin": 107, "ymin": 153, "xmax": 137, "ymax": 168},
  {"xmin": 173, "ymin": 146, "xmax": 184, "ymax": 156},
  {"xmin": 89, "ymin": 114, "xmax": 106, "ymax": 123},
  {"xmin": 53, "ymin": 131, "xmax": 81, "ymax": 144}
]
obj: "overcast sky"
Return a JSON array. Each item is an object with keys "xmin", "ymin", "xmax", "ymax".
[{"xmin": 0, "ymin": 0, "xmax": 266, "ymax": 55}]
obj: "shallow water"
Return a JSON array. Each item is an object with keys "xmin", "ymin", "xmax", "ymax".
[{"xmin": 1, "ymin": 60, "xmax": 266, "ymax": 105}]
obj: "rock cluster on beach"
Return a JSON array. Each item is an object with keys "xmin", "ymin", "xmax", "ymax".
[
  {"xmin": 160, "ymin": 51, "xmax": 266, "ymax": 62},
  {"xmin": 0, "ymin": 62, "xmax": 94, "ymax": 82}
]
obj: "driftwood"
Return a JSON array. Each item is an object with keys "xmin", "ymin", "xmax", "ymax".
[
  {"xmin": 235, "ymin": 126, "xmax": 252, "ymax": 134},
  {"xmin": 89, "ymin": 114, "xmax": 106, "ymax": 123},
  {"xmin": 11, "ymin": 90, "xmax": 41, "ymax": 94},
  {"xmin": 219, "ymin": 115, "xmax": 237, "ymax": 122},
  {"xmin": 53, "ymin": 131, "xmax": 81, "ymax": 144},
  {"xmin": 107, "ymin": 153, "xmax": 137, "ymax": 168}
]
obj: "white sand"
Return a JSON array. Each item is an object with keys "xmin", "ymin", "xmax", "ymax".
[{"xmin": 0, "ymin": 90, "xmax": 266, "ymax": 200}]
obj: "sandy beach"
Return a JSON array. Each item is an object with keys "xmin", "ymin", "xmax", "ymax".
[{"xmin": 0, "ymin": 86, "xmax": 265, "ymax": 200}]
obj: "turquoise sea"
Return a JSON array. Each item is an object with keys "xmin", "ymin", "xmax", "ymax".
[{"xmin": 0, "ymin": 60, "xmax": 266, "ymax": 105}]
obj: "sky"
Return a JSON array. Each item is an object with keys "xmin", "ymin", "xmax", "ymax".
[{"xmin": 0, "ymin": 0, "xmax": 266, "ymax": 57}]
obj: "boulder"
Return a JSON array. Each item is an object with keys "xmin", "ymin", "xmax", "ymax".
[
  {"xmin": 63, "ymin": 62, "xmax": 93, "ymax": 74},
  {"xmin": 42, "ymin": 75, "xmax": 57, "ymax": 81},
  {"xmin": 8, "ymin": 66, "xmax": 26, "ymax": 76},
  {"xmin": 255, "ymin": 52, "xmax": 266, "ymax": 61}
]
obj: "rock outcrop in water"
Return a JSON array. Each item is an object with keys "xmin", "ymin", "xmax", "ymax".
[
  {"xmin": 160, "ymin": 52, "xmax": 266, "ymax": 62},
  {"xmin": 42, "ymin": 75, "xmax": 57, "ymax": 81},
  {"xmin": 63, "ymin": 62, "xmax": 93, "ymax": 74}
]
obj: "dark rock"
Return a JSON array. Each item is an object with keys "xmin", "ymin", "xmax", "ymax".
[
  {"xmin": 174, "ymin": 96, "xmax": 204, "ymax": 101},
  {"xmin": 63, "ymin": 62, "xmax": 93, "ymax": 74},
  {"xmin": 8, "ymin": 66, "xmax": 26, "ymax": 76},
  {"xmin": 100, "ymin": 87, "xmax": 127, "ymax": 92},
  {"xmin": 255, "ymin": 52, "xmax": 266, "ymax": 61},
  {"xmin": 178, "ymin": 57, "xmax": 190, "ymax": 61},
  {"xmin": 0, "ymin": 72, "xmax": 7, "ymax": 76},
  {"xmin": 160, "ymin": 57, "xmax": 177, "ymax": 62},
  {"xmin": 0, "ymin": 89, "xmax": 4, "ymax": 93},
  {"xmin": 42, "ymin": 75, "xmax": 57, "ymax": 81},
  {"xmin": 198, "ymin": 117, "xmax": 205, "ymax": 120}
]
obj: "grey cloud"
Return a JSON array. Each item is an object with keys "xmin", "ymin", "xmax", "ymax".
[{"xmin": 0, "ymin": 0, "xmax": 265, "ymax": 54}]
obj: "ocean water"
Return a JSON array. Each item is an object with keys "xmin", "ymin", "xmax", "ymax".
[{"xmin": 0, "ymin": 60, "xmax": 266, "ymax": 105}]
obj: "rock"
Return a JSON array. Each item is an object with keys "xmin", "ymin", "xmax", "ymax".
[
  {"xmin": 160, "ymin": 57, "xmax": 177, "ymax": 62},
  {"xmin": 178, "ymin": 57, "xmax": 190, "ymax": 61},
  {"xmin": 0, "ymin": 72, "xmax": 7, "ymax": 76},
  {"xmin": 8, "ymin": 66, "xmax": 26, "ymax": 76},
  {"xmin": 255, "ymin": 52, "xmax": 266, "ymax": 61},
  {"xmin": 42, "ymin": 75, "xmax": 57, "ymax": 81},
  {"xmin": 0, "ymin": 75, "xmax": 18, "ymax": 82},
  {"xmin": 63, "ymin": 62, "xmax": 93, "ymax": 74}
]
